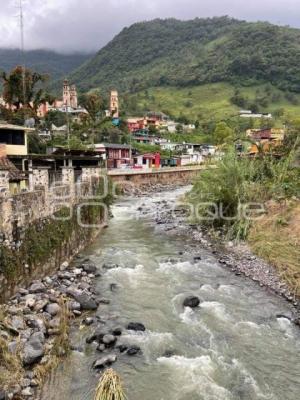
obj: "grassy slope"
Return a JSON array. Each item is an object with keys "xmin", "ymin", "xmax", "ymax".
[
  {"xmin": 133, "ymin": 83, "xmax": 300, "ymax": 121},
  {"xmin": 249, "ymin": 201, "xmax": 300, "ymax": 297}
]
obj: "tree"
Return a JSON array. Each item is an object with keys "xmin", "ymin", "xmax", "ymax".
[
  {"xmin": 1, "ymin": 66, "xmax": 48, "ymax": 111},
  {"xmin": 79, "ymin": 91, "xmax": 104, "ymax": 122},
  {"xmin": 213, "ymin": 122, "xmax": 234, "ymax": 145},
  {"xmin": 44, "ymin": 110, "xmax": 67, "ymax": 129}
]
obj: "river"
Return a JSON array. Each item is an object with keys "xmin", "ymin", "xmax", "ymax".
[{"xmin": 41, "ymin": 187, "xmax": 300, "ymax": 400}]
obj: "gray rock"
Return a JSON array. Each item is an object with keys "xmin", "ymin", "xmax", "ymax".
[
  {"xmin": 93, "ymin": 354, "xmax": 117, "ymax": 369},
  {"xmin": 82, "ymin": 263, "xmax": 97, "ymax": 274},
  {"xmin": 67, "ymin": 290, "xmax": 98, "ymax": 311},
  {"xmin": 25, "ymin": 316, "xmax": 46, "ymax": 334},
  {"xmin": 183, "ymin": 296, "xmax": 200, "ymax": 308},
  {"xmin": 34, "ymin": 299, "xmax": 49, "ymax": 312},
  {"xmin": 82, "ymin": 317, "xmax": 94, "ymax": 326},
  {"xmin": 68, "ymin": 301, "xmax": 81, "ymax": 311},
  {"xmin": 46, "ymin": 303, "xmax": 61, "ymax": 317},
  {"xmin": 29, "ymin": 282, "xmax": 46, "ymax": 294},
  {"xmin": 102, "ymin": 334, "xmax": 117, "ymax": 347},
  {"xmin": 127, "ymin": 346, "xmax": 141, "ymax": 356},
  {"xmin": 96, "ymin": 343, "xmax": 106, "ymax": 352},
  {"xmin": 11, "ymin": 316, "xmax": 25, "ymax": 331},
  {"xmin": 127, "ymin": 322, "xmax": 146, "ymax": 332},
  {"xmin": 48, "ymin": 317, "xmax": 60, "ymax": 329},
  {"xmin": 21, "ymin": 387, "xmax": 33, "ymax": 397},
  {"xmin": 23, "ymin": 332, "xmax": 45, "ymax": 366}
]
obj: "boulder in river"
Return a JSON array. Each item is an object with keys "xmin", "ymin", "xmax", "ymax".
[
  {"xmin": 183, "ymin": 296, "xmax": 200, "ymax": 308},
  {"xmin": 127, "ymin": 346, "xmax": 141, "ymax": 356},
  {"xmin": 102, "ymin": 334, "xmax": 117, "ymax": 347},
  {"xmin": 127, "ymin": 322, "xmax": 146, "ymax": 332},
  {"xmin": 93, "ymin": 354, "xmax": 117, "ymax": 369}
]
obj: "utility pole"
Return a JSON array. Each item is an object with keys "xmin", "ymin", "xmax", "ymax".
[{"xmin": 18, "ymin": 0, "xmax": 26, "ymax": 108}]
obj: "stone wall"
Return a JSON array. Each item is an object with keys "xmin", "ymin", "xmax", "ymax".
[
  {"xmin": 109, "ymin": 167, "xmax": 202, "ymax": 191},
  {"xmin": 0, "ymin": 166, "xmax": 109, "ymax": 302}
]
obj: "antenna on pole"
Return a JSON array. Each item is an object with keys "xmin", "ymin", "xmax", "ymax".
[{"xmin": 18, "ymin": 0, "xmax": 26, "ymax": 107}]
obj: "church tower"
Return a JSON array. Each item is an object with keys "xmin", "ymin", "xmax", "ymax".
[
  {"xmin": 63, "ymin": 79, "xmax": 71, "ymax": 107},
  {"xmin": 70, "ymin": 84, "xmax": 78, "ymax": 109},
  {"xmin": 110, "ymin": 90, "xmax": 119, "ymax": 118}
]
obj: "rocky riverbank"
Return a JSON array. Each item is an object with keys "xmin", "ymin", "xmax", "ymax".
[
  {"xmin": 134, "ymin": 183, "xmax": 300, "ymax": 326},
  {"xmin": 0, "ymin": 257, "xmax": 102, "ymax": 399}
]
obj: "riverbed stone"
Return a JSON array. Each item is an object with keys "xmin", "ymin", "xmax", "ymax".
[
  {"xmin": 21, "ymin": 387, "xmax": 34, "ymax": 397},
  {"xmin": 29, "ymin": 282, "xmax": 46, "ymax": 294},
  {"xmin": 127, "ymin": 322, "xmax": 146, "ymax": 332},
  {"xmin": 127, "ymin": 346, "xmax": 141, "ymax": 356},
  {"xmin": 23, "ymin": 332, "xmax": 45, "ymax": 366},
  {"xmin": 102, "ymin": 334, "xmax": 117, "ymax": 346},
  {"xmin": 183, "ymin": 296, "xmax": 200, "ymax": 308},
  {"xmin": 11, "ymin": 316, "xmax": 25, "ymax": 331},
  {"xmin": 82, "ymin": 317, "xmax": 94, "ymax": 326},
  {"xmin": 112, "ymin": 327, "xmax": 122, "ymax": 336},
  {"xmin": 82, "ymin": 263, "xmax": 97, "ymax": 274},
  {"xmin": 66, "ymin": 289, "xmax": 98, "ymax": 311},
  {"xmin": 93, "ymin": 354, "xmax": 117, "ymax": 369},
  {"xmin": 46, "ymin": 303, "xmax": 61, "ymax": 317}
]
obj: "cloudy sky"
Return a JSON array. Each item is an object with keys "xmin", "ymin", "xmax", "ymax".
[{"xmin": 0, "ymin": 0, "xmax": 300, "ymax": 53}]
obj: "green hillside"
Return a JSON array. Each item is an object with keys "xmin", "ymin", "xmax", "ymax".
[
  {"xmin": 70, "ymin": 17, "xmax": 300, "ymax": 94},
  {"xmin": 124, "ymin": 83, "xmax": 300, "ymax": 122},
  {"xmin": 0, "ymin": 48, "xmax": 93, "ymax": 82}
]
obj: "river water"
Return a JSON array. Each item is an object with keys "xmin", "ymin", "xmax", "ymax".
[{"xmin": 41, "ymin": 187, "xmax": 300, "ymax": 400}]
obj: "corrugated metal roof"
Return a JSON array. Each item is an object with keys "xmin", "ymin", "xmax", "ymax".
[{"xmin": 0, "ymin": 156, "xmax": 26, "ymax": 181}]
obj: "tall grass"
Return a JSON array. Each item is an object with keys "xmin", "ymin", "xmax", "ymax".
[
  {"xmin": 94, "ymin": 369, "xmax": 126, "ymax": 400},
  {"xmin": 189, "ymin": 147, "xmax": 299, "ymax": 239}
]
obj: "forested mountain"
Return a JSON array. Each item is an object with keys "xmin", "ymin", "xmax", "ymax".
[
  {"xmin": 0, "ymin": 49, "xmax": 93, "ymax": 81},
  {"xmin": 69, "ymin": 17, "xmax": 300, "ymax": 93}
]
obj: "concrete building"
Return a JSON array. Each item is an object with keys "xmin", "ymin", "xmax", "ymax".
[{"xmin": 0, "ymin": 124, "xmax": 34, "ymax": 156}]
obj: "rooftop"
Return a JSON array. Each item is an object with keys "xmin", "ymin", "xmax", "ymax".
[{"xmin": 0, "ymin": 123, "xmax": 35, "ymax": 132}]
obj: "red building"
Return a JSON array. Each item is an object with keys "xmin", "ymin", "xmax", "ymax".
[{"xmin": 93, "ymin": 143, "xmax": 131, "ymax": 169}]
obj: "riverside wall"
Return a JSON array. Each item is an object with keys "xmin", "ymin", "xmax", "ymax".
[{"xmin": 0, "ymin": 167, "xmax": 108, "ymax": 302}]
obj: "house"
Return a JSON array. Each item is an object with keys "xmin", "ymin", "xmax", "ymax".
[
  {"xmin": 239, "ymin": 110, "xmax": 272, "ymax": 119},
  {"xmin": 94, "ymin": 143, "xmax": 132, "ymax": 169},
  {"xmin": 127, "ymin": 118, "xmax": 147, "ymax": 133},
  {"xmin": 0, "ymin": 123, "xmax": 33, "ymax": 156},
  {"xmin": 133, "ymin": 153, "xmax": 161, "ymax": 169},
  {"xmin": 246, "ymin": 128, "xmax": 285, "ymax": 154},
  {"xmin": 175, "ymin": 153, "xmax": 203, "ymax": 166}
]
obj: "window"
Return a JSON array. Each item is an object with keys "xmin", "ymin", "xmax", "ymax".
[{"xmin": 0, "ymin": 129, "xmax": 25, "ymax": 145}]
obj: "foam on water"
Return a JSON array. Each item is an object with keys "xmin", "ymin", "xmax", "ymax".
[
  {"xmin": 200, "ymin": 301, "xmax": 232, "ymax": 322},
  {"xmin": 199, "ymin": 284, "xmax": 215, "ymax": 293},
  {"xmin": 106, "ymin": 264, "xmax": 146, "ymax": 287},
  {"xmin": 157, "ymin": 355, "xmax": 234, "ymax": 400},
  {"xmin": 179, "ymin": 307, "xmax": 199, "ymax": 325},
  {"xmin": 121, "ymin": 330, "xmax": 174, "ymax": 361},
  {"xmin": 157, "ymin": 260, "xmax": 196, "ymax": 274},
  {"xmin": 232, "ymin": 359, "xmax": 276, "ymax": 399},
  {"xmin": 276, "ymin": 317, "xmax": 295, "ymax": 338}
]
